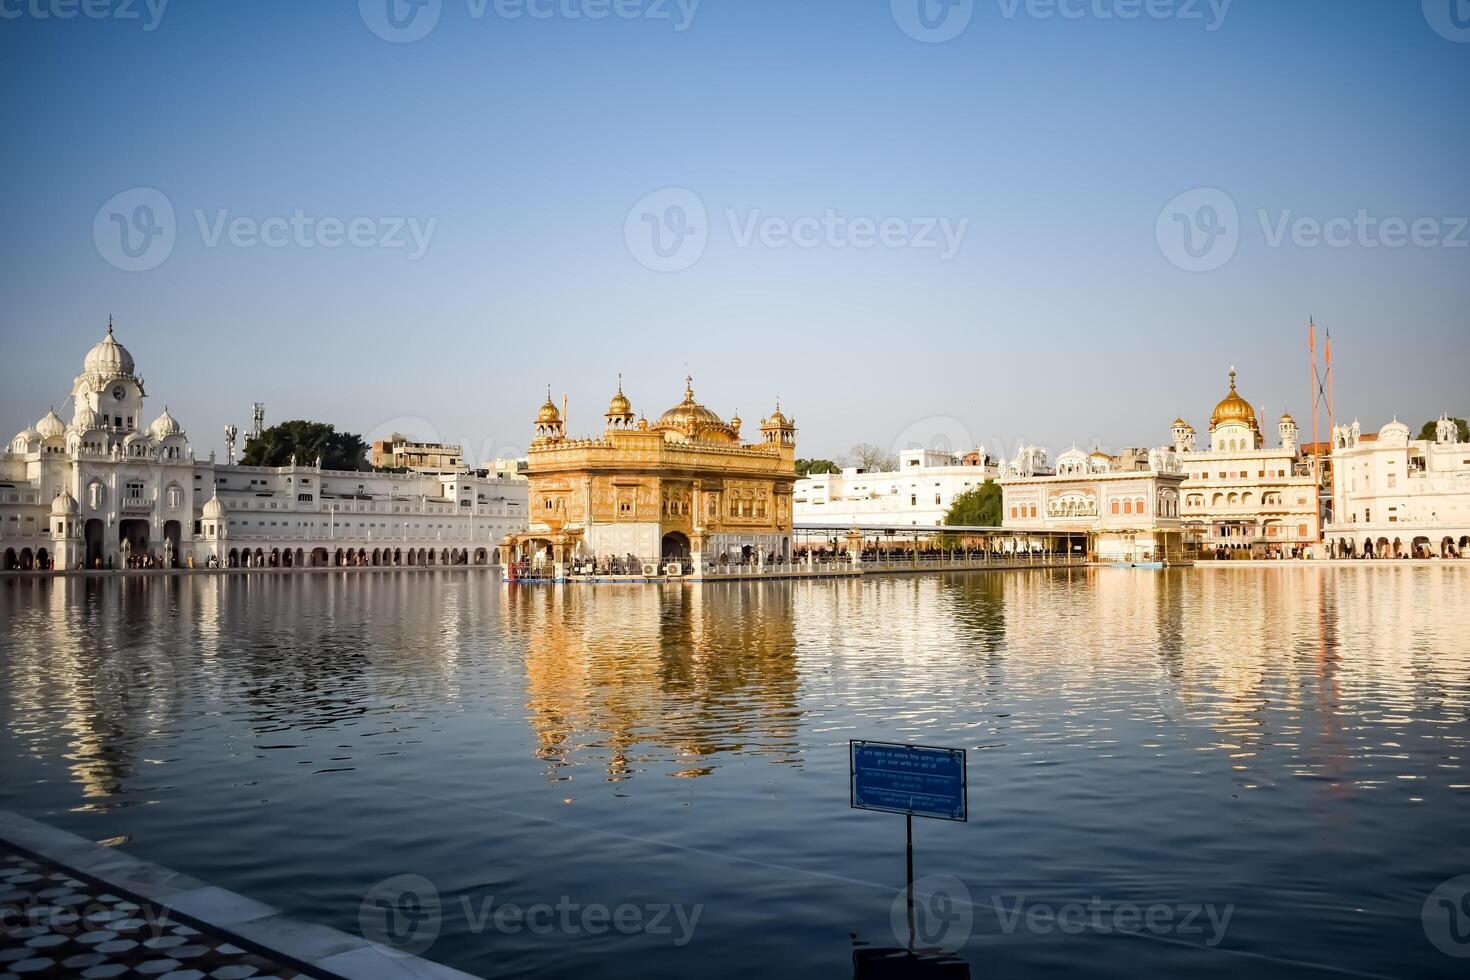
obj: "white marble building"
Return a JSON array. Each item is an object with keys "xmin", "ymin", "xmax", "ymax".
[
  {"xmin": 1170, "ymin": 368, "xmax": 1320, "ymax": 556},
  {"xmin": 1, "ymin": 323, "xmax": 527, "ymax": 570},
  {"xmin": 793, "ymin": 448, "xmax": 998, "ymax": 528},
  {"xmin": 1326, "ymin": 416, "xmax": 1470, "ymax": 558},
  {"xmin": 1001, "ymin": 446, "xmax": 1187, "ymax": 562}
]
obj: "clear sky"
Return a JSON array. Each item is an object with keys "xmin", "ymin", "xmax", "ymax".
[{"xmin": 2, "ymin": 0, "xmax": 1467, "ymax": 465}]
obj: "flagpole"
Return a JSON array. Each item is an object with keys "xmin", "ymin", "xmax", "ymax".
[{"xmin": 1310, "ymin": 318, "xmax": 1320, "ymax": 547}]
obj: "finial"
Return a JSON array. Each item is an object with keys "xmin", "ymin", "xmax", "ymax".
[
  {"xmin": 107, "ymin": 314, "xmax": 113, "ymax": 336},
  {"xmin": 685, "ymin": 374, "xmax": 694, "ymax": 399},
  {"xmin": 617, "ymin": 372, "xmax": 624, "ymax": 394},
  {"xmin": 1228, "ymin": 366, "xmax": 1237, "ymax": 389},
  {"xmin": 546, "ymin": 384, "xmax": 552, "ymax": 400}
]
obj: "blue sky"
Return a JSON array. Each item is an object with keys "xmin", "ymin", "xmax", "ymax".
[{"xmin": 1, "ymin": 0, "xmax": 1467, "ymax": 464}]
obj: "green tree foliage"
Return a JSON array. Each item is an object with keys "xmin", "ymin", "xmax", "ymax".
[
  {"xmin": 945, "ymin": 480, "xmax": 1004, "ymax": 528},
  {"xmin": 241, "ymin": 420, "xmax": 369, "ymax": 471},
  {"xmin": 796, "ymin": 458, "xmax": 840, "ymax": 477},
  {"xmin": 1419, "ymin": 418, "xmax": 1468, "ymax": 442}
]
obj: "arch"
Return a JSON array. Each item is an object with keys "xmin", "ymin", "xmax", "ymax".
[
  {"xmin": 491, "ymin": 547, "xmax": 501, "ymax": 565},
  {"xmin": 357, "ymin": 548, "xmax": 367, "ymax": 566},
  {"xmin": 440, "ymin": 548, "xmax": 449, "ymax": 565},
  {"xmin": 312, "ymin": 547, "xmax": 329, "ymax": 567},
  {"xmin": 282, "ymin": 548, "xmax": 293, "ymax": 568},
  {"xmin": 475, "ymin": 548, "xmax": 488, "ymax": 565},
  {"xmin": 228, "ymin": 548, "xmax": 240, "ymax": 567},
  {"xmin": 5, "ymin": 546, "xmax": 19, "ymax": 570},
  {"xmin": 18, "ymin": 548, "xmax": 33, "ymax": 570},
  {"xmin": 84, "ymin": 518, "xmax": 105, "ymax": 567},
  {"xmin": 406, "ymin": 548, "xmax": 417, "ymax": 566},
  {"xmin": 661, "ymin": 531, "xmax": 691, "ymax": 560}
]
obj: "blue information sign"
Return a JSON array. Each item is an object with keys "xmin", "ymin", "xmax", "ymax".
[{"xmin": 850, "ymin": 740, "xmax": 967, "ymax": 822}]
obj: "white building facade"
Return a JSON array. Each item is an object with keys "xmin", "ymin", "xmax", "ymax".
[
  {"xmin": 1001, "ymin": 446, "xmax": 1187, "ymax": 562},
  {"xmin": 1171, "ymin": 368, "xmax": 1320, "ymax": 557},
  {"xmin": 792, "ymin": 448, "xmax": 998, "ymax": 528},
  {"xmin": 1, "ymin": 324, "xmax": 527, "ymax": 570},
  {"xmin": 1326, "ymin": 416, "xmax": 1470, "ymax": 559}
]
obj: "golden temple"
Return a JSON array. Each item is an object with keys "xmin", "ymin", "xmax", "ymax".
[{"xmin": 503, "ymin": 376, "xmax": 797, "ymax": 576}]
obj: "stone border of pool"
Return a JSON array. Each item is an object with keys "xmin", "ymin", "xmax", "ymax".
[{"xmin": 0, "ymin": 809, "xmax": 480, "ymax": 980}]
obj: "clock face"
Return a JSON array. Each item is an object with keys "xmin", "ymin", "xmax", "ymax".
[{"xmin": 112, "ymin": 386, "xmax": 125, "ymax": 401}]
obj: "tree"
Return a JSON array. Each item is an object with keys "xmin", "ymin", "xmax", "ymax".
[
  {"xmin": 241, "ymin": 420, "xmax": 369, "ymax": 471},
  {"xmin": 1419, "ymin": 418, "xmax": 1468, "ymax": 443},
  {"xmin": 844, "ymin": 443, "xmax": 897, "ymax": 472},
  {"xmin": 796, "ymin": 458, "xmax": 840, "ymax": 477},
  {"xmin": 945, "ymin": 481, "xmax": 1003, "ymax": 528}
]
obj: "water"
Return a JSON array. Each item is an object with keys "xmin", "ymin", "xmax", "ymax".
[{"xmin": 1, "ymin": 567, "xmax": 1468, "ymax": 979}]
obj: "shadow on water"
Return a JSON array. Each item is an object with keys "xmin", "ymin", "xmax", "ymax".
[{"xmin": 849, "ymin": 944, "xmax": 970, "ymax": 979}]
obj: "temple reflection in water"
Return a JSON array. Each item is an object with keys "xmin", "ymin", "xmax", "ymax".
[
  {"xmin": 0, "ymin": 567, "xmax": 1466, "ymax": 806},
  {"xmin": 506, "ymin": 583, "xmax": 802, "ymax": 781}
]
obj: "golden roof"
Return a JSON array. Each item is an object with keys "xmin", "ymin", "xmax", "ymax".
[
  {"xmin": 763, "ymin": 399, "xmax": 789, "ymax": 428},
  {"xmin": 652, "ymin": 376, "xmax": 734, "ymax": 439},
  {"xmin": 1210, "ymin": 368, "xmax": 1259, "ymax": 430},
  {"xmin": 607, "ymin": 375, "xmax": 631, "ymax": 417},
  {"xmin": 536, "ymin": 388, "xmax": 561, "ymax": 424}
]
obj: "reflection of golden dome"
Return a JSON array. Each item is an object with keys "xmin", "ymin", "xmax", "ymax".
[{"xmin": 1210, "ymin": 368, "xmax": 1258, "ymax": 429}]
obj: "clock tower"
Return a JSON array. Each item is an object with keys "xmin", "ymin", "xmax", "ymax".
[{"xmin": 71, "ymin": 317, "xmax": 146, "ymax": 433}]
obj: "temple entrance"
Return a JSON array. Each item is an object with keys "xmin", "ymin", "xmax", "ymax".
[
  {"xmin": 119, "ymin": 519, "xmax": 149, "ymax": 564},
  {"xmin": 661, "ymin": 532, "xmax": 690, "ymax": 560},
  {"xmin": 85, "ymin": 519, "xmax": 105, "ymax": 567},
  {"xmin": 163, "ymin": 520, "xmax": 182, "ymax": 567}
]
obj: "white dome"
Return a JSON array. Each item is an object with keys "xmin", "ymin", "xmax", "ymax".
[
  {"xmin": 201, "ymin": 493, "xmax": 227, "ymax": 519},
  {"xmin": 149, "ymin": 405, "xmax": 183, "ymax": 439},
  {"xmin": 83, "ymin": 321, "xmax": 136, "ymax": 377},
  {"xmin": 51, "ymin": 490, "xmax": 79, "ymax": 516},
  {"xmin": 12, "ymin": 426, "xmax": 40, "ymax": 446},
  {"xmin": 1378, "ymin": 418, "xmax": 1411, "ymax": 445},
  {"xmin": 71, "ymin": 404, "xmax": 104, "ymax": 432},
  {"xmin": 35, "ymin": 408, "xmax": 65, "ymax": 440}
]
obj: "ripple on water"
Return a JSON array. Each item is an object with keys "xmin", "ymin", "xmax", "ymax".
[{"xmin": 0, "ymin": 566, "xmax": 1468, "ymax": 979}]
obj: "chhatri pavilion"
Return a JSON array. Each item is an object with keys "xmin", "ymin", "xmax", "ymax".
[{"xmin": 503, "ymin": 377, "xmax": 797, "ymax": 575}]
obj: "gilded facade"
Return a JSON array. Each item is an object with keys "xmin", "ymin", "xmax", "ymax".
[{"xmin": 506, "ymin": 377, "xmax": 797, "ymax": 571}]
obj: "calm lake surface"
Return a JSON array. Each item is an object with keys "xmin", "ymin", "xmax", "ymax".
[{"xmin": 1, "ymin": 567, "xmax": 1468, "ymax": 979}]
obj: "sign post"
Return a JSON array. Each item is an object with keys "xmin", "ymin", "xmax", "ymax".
[{"xmin": 850, "ymin": 740, "xmax": 968, "ymax": 952}]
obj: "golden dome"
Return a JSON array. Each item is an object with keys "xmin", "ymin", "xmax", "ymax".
[
  {"xmin": 536, "ymin": 388, "xmax": 561, "ymax": 424},
  {"xmin": 607, "ymin": 375, "xmax": 631, "ymax": 417},
  {"xmin": 1210, "ymin": 368, "xmax": 1259, "ymax": 430},
  {"xmin": 652, "ymin": 376, "xmax": 733, "ymax": 439}
]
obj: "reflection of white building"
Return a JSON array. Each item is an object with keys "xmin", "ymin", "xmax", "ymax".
[
  {"xmin": 1001, "ymin": 446, "xmax": 1187, "ymax": 562},
  {"xmin": 1326, "ymin": 416, "xmax": 1470, "ymax": 558},
  {"xmin": 1, "ymin": 323, "xmax": 527, "ymax": 570},
  {"xmin": 1171, "ymin": 368, "xmax": 1319, "ymax": 556},
  {"xmin": 793, "ymin": 448, "xmax": 997, "ymax": 528}
]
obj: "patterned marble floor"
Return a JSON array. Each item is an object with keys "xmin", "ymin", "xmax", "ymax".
[{"xmin": 0, "ymin": 846, "xmax": 305, "ymax": 980}]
